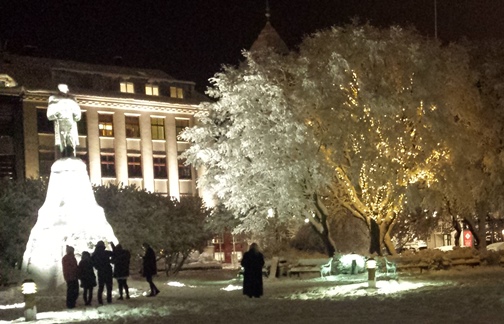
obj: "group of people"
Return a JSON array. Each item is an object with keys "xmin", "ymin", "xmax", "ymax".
[
  {"xmin": 61, "ymin": 241, "xmax": 160, "ymax": 308},
  {"xmin": 63, "ymin": 240, "xmax": 265, "ymax": 308}
]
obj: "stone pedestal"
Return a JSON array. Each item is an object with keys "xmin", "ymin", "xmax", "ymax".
[{"xmin": 22, "ymin": 158, "xmax": 117, "ymax": 289}]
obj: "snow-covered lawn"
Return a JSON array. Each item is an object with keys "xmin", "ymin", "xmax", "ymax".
[{"xmin": 2, "ymin": 267, "xmax": 504, "ymax": 323}]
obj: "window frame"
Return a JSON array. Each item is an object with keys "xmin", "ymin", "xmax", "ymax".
[
  {"xmin": 98, "ymin": 114, "xmax": 114, "ymax": 137},
  {"xmin": 151, "ymin": 117, "xmax": 165, "ymax": 140},
  {"xmin": 120, "ymin": 81, "xmax": 135, "ymax": 94},
  {"xmin": 100, "ymin": 154, "xmax": 116, "ymax": 177},
  {"xmin": 125, "ymin": 115, "xmax": 140, "ymax": 138},
  {"xmin": 145, "ymin": 84, "xmax": 159, "ymax": 96}
]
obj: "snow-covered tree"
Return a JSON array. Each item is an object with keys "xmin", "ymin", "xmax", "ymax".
[
  {"xmin": 431, "ymin": 39, "xmax": 504, "ymax": 249},
  {"xmin": 182, "ymin": 23, "xmax": 484, "ymax": 256}
]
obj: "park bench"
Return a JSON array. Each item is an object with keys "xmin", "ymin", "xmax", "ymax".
[
  {"xmin": 389, "ymin": 256, "xmax": 430, "ymax": 273},
  {"xmin": 288, "ymin": 258, "xmax": 330, "ymax": 277},
  {"xmin": 383, "ymin": 256, "xmax": 397, "ymax": 275},
  {"xmin": 441, "ymin": 256, "xmax": 480, "ymax": 268},
  {"xmin": 237, "ymin": 259, "xmax": 271, "ymax": 278}
]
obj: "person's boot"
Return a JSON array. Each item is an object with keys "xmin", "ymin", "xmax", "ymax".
[{"xmin": 126, "ymin": 290, "xmax": 130, "ymax": 299}]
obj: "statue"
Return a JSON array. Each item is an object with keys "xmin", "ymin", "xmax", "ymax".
[{"xmin": 47, "ymin": 84, "xmax": 81, "ymax": 158}]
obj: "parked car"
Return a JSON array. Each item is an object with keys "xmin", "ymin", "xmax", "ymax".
[
  {"xmin": 435, "ymin": 245, "xmax": 454, "ymax": 252},
  {"xmin": 397, "ymin": 240, "xmax": 427, "ymax": 253},
  {"xmin": 487, "ymin": 242, "xmax": 504, "ymax": 251}
]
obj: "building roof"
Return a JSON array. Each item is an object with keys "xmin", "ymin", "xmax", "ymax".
[
  {"xmin": 249, "ymin": 21, "xmax": 289, "ymax": 55},
  {"xmin": 0, "ymin": 53, "xmax": 208, "ymax": 104}
]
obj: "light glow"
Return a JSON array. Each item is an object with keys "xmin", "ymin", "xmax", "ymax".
[{"xmin": 22, "ymin": 159, "xmax": 118, "ymax": 289}]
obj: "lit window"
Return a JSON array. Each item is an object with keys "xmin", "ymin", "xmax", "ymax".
[
  {"xmin": 125, "ymin": 116, "xmax": 140, "ymax": 138},
  {"xmin": 120, "ymin": 82, "xmax": 135, "ymax": 93},
  {"xmin": 127, "ymin": 155, "xmax": 142, "ymax": 178},
  {"xmin": 170, "ymin": 86, "xmax": 184, "ymax": 99},
  {"xmin": 101, "ymin": 154, "xmax": 116, "ymax": 177},
  {"xmin": 151, "ymin": 117, "xmax": 165, "ymax": 140},
  {"xmin": 145, "ymin": 85, "xmax": 159, "ymax": 96},
  {"xmin": 98, "ymin": 114, "xmax": 114, "ymax": 137},
  {"xmin": 178, "ymin": 156, "xmax": 192, "ymax": 179},
  {"xmin": 153, "ymin": 156, "xmax": 167, "ymax": 179}
]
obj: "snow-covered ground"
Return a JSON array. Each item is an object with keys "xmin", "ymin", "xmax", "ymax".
[{"xmin": 1, "ymin": 266, "xmax": 504, "ymax": 323}]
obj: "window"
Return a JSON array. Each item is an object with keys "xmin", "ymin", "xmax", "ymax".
[
  {"xmin": 120, "ymin": 82, "xmax": 134, "ymax": 93},
  {"xmin": 170, "ymin": 86, "xmax": 184, "ymax": 99},
  {"xmin": 178, "ymin": 156, "xmax": 192, "ymax": 179},
  {"xmin": 37, "ymin": 109, "xmax": 54, "ymax": 134},
  {"xmin": 175, "ymin": 119, "xmax": 190, "ymax": 139},
  {"xmin": 101, "ymin": 154, "xmax": 115, "ymax": 177},
  {"xmin": 39, "ymin": 151, "xmax": 55, "ymax": 177},
  {"xmin": 0, "ymin": 155, "xmax": 16, "ymax": 179},
  {"xmin": 98, "ymin": 114, "xmax": 114, "ymax": 137},
  {"xmin": 151, "ymin": 117, "xmax": 165, "ymax": 140},
  {"xmin": 77, "ymin": 111, "xmax": 87, "ymax": 136},
  {"xmin": 145, "ymin": 84, "xmax": 159, "ymax": 96},
  {"xmin": 127, "ymin": 155, "xmax": 142, "ymax": 178},
  {"xmin": 153, "ymin": 156, "xmax": 167, "ymax": 179},
  {"xmin": 125, "ymin": 116, "xmax": 140, "ymax": 138}
]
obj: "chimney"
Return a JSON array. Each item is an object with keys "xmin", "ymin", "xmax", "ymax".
[{"xmin": 113, "ymin": 56, "xmax": 123, "ymax": 66}]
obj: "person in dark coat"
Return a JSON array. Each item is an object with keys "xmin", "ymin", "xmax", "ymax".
[
  {"xmin": 62, "ymin": 245, "xmax": 79, "ymax": 308},
  {"xmin": 92, "ymin": 240, "xmax": 114, "ymax": 304},
  {"xmin": 111, "ymin": 243, "xmax": 131, "ymax": 300},
  {"xmin": 141, "ymin": 242, "xmax": 160, "ymax": 297},
  {"xmin": 78, "ymin": 251, "xmax": 97, "ymax": 306},
  {"xmin": 241, "ymin": 242, "xmax": 265, "ymax": 298}
]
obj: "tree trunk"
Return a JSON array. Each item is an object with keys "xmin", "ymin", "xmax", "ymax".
[
  {"xmin": 452, "ymin": 215, "xmax": 461, "ymax": 247},
  {"xmin": 307, "ymin": 194, "xmax": 337, "ymax": 257},
  {"xmin": 369, "ymin": 218, "xmax": 381, "ymax": 255}
]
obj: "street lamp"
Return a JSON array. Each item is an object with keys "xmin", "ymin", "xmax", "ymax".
[
  {"xmin": 22, "ymin": 279, "xmax": 37, "ymax": 321},
  {"xmin": 366, "ymin": 258, "xmax": 377, "ymax": 288}
]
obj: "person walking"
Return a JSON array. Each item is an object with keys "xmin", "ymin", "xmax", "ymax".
[
  {"xmin": 241, "ymin": 242, "xmax": 265, "ymax": 298},
  {"xmin": 77, "ymin": 251, "xmax": 96, "ymax": 306},
  {"xmin": 92, "ymin": 240, "xmax": 114, "ymax": 304},
  {"xmin": 111, "ymin": 243, "xmax": 131, "ymax": 300},
  {"xmin": 62, "ymin": 245, "xmax": 79, "ymax": 308},
  {"xmin": 141, "ymin": 243, "xmax": 160, "ymax": 297}
]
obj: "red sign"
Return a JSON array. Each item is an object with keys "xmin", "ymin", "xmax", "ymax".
[{"xmin": 463, "ymin": 230, "xmax": 473, "ymax": 247}]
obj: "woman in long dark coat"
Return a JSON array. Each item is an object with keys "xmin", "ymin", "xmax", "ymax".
[
  {"xmin": 142, "ymin": 242, "xmax": 160, "ymax": 297},
  {"xmin": 241, "ymin": 243, "xmax": 265, "ymax": 298},
  {"xmin": 78, "ymin": 251, "xmax": 96, "ymax": 306},
  {"xmin": 111, "ymin": 243, "xmax": 131, "ymax": 300}
]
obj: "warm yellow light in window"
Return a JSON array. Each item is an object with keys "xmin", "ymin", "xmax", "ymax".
[
  {"xmin": 120, "ymin": 82, "xmax": 134, "ymax": 93},
  {"xmin": 145, "ymin": 85, "xmax": 159, "ymax": 96}
]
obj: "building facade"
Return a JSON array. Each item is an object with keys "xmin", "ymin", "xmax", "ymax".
[{"xmin": 0, "ymin": 54, "xmax": 207, "ymax": 198}]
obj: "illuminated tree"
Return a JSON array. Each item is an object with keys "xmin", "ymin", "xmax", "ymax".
[{"xmin": 182, "ymin": 23, "xmax": 483, "ymax": 255}]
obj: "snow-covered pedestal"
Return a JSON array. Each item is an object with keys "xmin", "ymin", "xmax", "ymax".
[{"xmin": 22, "ymin": 158, "xmax": 117, "ymax": 290}]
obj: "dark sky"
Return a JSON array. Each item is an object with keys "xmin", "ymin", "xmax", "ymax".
[{"xmin": 1, "ymin": 0, "xmax": 504, "ymax": 92}]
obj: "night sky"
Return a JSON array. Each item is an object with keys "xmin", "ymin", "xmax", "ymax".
[{"xmin": 1, "ymin": 0, "xmax": 504, "ymax": 92}]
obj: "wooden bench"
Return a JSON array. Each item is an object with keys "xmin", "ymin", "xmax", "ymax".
[
  {"xmin": 288, "ymin": 258, "xmax": 330, "ymax": 277},
  {"xmin": 396, "ymin": 262, "xmax": 430, "ymax": 273},
  {"xmin": 441, "ymin": 257, "xmax": 480, "ymax": 268}
]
